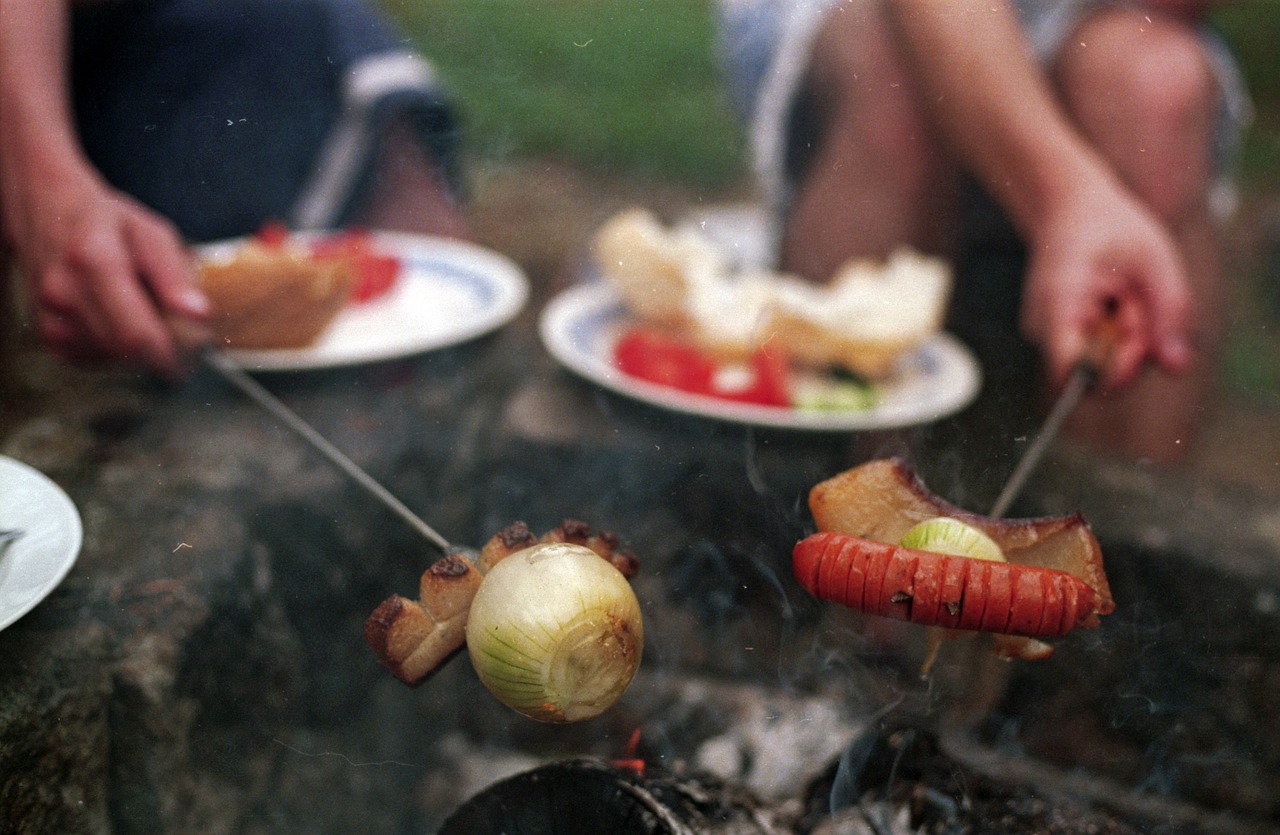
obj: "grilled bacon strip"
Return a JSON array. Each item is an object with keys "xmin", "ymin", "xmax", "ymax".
[{"xmin": 365, "ymin": 519, "xmax": 637, "ymax": 685}]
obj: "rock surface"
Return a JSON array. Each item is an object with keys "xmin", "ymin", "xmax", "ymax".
[{"xmin": 2, "ymin": 163, "xmax": 1278, "ymax": 834}]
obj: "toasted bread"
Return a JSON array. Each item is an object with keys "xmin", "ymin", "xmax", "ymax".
[{"xmin": 199, "ymin": 240, "xmax": 354, "ymax": 349}]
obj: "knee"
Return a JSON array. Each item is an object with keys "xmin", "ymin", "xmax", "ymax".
[
  {"xmin": 1126, "ymin": 33, "xmax": 1218, "ymax": 218},
  {"xmin": 1064, "ymin": 15, "xmax": 1219, "ymax": 219},
  {"xmin": 1121, "ymin": 26, "xmax": 1217, "ymax": 149}
]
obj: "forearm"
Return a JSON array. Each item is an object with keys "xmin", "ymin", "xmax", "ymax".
[
  {"xmin": 0, "ymin": 0, "xmax": 94, "ymax": 238},
  {"xmin": 883, "ymin": 0, "xmax": 1120, "ymax": 240}
]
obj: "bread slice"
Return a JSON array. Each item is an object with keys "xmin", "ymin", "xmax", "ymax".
[
  {"xmin": 767, "ymin": 249, "xmax": 951, "ymax": 378},
  {"xmin": 591, "ymin": 208, "xmax": 724, "ymax": 330},
  {"xmin": 199, "ymin": 240, "xmax": 355, "ymax": 349}
]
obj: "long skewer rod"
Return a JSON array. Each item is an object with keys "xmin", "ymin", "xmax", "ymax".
[
  {"xmin": 989, "ymin": 363, "xmax": 1094, "ymax": 519},
  {"xmin": 204, "ymin": 350, "xmax": 452, "ymax": 553}
]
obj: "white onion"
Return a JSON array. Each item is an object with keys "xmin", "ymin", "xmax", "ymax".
[
  {"xmin": 899, "ymin": 516, "xmax": 1005, "ymax": 562},
  {"xmin": 465, "ymin": 542, "xmax": 644, "ymax": 723}
]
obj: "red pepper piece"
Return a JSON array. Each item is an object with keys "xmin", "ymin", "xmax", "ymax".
[
  {"xmin": 311, "ymin": 228, "xmax": 401, "ymax": 304},
  {"xmin": 613, "ymin": 327, "xmax": 717, "ymax": 395},
  {"xmin": 255, "ymin": 219, "xmax": 290, "ymax": 248},
  {"xmin": 727, "ymin": 340, "xmax": 791, "ymax": 407}
]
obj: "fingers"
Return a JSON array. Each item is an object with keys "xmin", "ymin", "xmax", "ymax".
[
  {"xmin": 34, "ymin": 218, "xmax": 192, "ymax": 377},
  {"xmin": 1102, "ymin": 246, "xmax": 1192, "ymax": 386},
  {"xmin": 1097, "ymin": 290, "xmax": 1147, "ymax": 389},
  {"xmin": 125, "ymin": 211, "xmax": 210, "ymax": 321},
  {"xmin": 1145, "ymin": 265, "xmax": 1193, "ymax": 376},
  {"xmin": 125, "ymin": 211, "xmax": 213, "ymax": 367},
  {"xmin": 1024, "ymin": 243, "xmax": 1192, "ymax": 394},
  {"xmin": 35, "ymin": 292, "xmax": 101, "ymax": 367}
]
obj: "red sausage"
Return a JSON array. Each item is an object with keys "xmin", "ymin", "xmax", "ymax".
[{"xmin": 793, "ymin": 531, "xmax": 1098, "ymax": 638}]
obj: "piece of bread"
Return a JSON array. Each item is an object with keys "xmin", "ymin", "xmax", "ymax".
[
  {"xmin": 768, "ymin": 249, "xmax": 951, "ymax": 378},
  {"xmin": 199, "ymin": 240, "xmax": 355, "ymax": 349},
  {"xmin": 591, "ymin": 208, "xmax": 952, "ymax": 378},
  {"xmin": 590, "ymin": 208, "xmax": 723, "ymax": 330},
  {"xmin": 365, "ymin": 520, "xmax": 638, "ymax": 686}
]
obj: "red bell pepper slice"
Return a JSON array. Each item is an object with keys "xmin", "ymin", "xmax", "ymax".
[
  {"xmin": 613, "ymin": 327, "xmax": 793, "ymax": 407},
  {"xmin": 309, "ymin": 228, "xmax": 402, "ymax": 304},
  {"xmin": 614, "ymin": 327, "xmax": 717, "ymax": 395},
  {"xmin": 255, "ymin": 219, "xmax": 291, "ymax": 248},
  {"xmin": 720, "ymin": 339, "xmax": 790, "ymax": 407}
]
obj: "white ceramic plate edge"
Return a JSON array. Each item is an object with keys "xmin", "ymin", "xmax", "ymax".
[{"xmin": 0, "ymin": 456, "xmax": 83, "ymax": 632}]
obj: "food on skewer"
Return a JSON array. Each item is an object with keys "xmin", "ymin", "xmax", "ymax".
[
  {"xmin": 467, "ymin": 541, "xmax": 643, "ymax": 723},
  {"xmin": 365, "ymin": 519, "xmax": 637, "ymax": 684},
  {"xmin": 793, "ymin": 459, "xmax": 1114, "ymax": 671}
]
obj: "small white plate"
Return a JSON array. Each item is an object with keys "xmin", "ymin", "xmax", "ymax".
[
  {"xmin": 539, "ymin": 283, "xmax": 982, "ymax": 432},
  {"xmin": 0, "ymin": 456, "xmax": 83, "ymax": 631},
  {"xmin": 198, "ymin": 231, "xmax": 529, "ymax": 371}
]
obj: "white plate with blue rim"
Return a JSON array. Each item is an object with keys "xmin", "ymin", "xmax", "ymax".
[
  {"xmin": 197, "ymin": 231, "xmax": 529, "ymax": 371},
  {"xmin": 539, "ymin": 282, "xmax": 982, "ymax": 432},
  {"xmin": 0, "ymin": 456, "xmax": 83, "ymax": 631}
]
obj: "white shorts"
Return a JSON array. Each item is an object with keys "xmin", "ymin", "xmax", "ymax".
[{"xmin": 717, "ymin": 0, "xmax": 1254, "ymax": 240}]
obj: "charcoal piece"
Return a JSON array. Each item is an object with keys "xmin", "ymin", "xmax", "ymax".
[{"xmin": 439, "ymin": 758, "xmax": 781, "ymax": 834}]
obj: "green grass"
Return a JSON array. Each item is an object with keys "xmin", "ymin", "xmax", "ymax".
[
  {"xmin": 1213, "ymin": 3, "xmax": 1280, "ymax": 189},
  {"xmin": 1210, "ymin": 5, "xmax": 1280, "ymax": 403},
  {"xmin": 1222, "ymin": 325, "xmax": 1280, "ymax": 402},
  {"xmin": 381, "ymin": 0, "xmax": 746, "ymax": 189}
]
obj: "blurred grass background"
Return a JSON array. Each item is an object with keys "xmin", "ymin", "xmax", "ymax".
[
  {"xmin": 383, "ymin": 0, "xmax": 1279, "ymax": 402},
  {"xmin": 383, "ymin": 0, "xmax": 746, "ymax": 189}
]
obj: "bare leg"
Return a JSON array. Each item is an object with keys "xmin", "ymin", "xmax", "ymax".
[
  {"xmin": 0, "ymin": 252, "xmax": 12, "ymax": 360},
  {"xmin": 355, "ymin": 119, "xmax": 472, "ymax": 240},
  {"xmin": 1051, "ymin": 9, "xmax": 1224, "ymax": 463},
  {"xmin": 780, "ymin": 0, "xmax": 960, "ymax": 282}
]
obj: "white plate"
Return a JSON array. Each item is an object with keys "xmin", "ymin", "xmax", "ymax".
[
  {"xmin": 198, "ymin": 231, "xmax": 529, "ymax": 371},
  {"xmin": 539, "ymin": 283, "xmax": 982, "ymax": 432},
  {"xmin": 0, "ymin": 456, "xmax": 83, "ymax": 631}
]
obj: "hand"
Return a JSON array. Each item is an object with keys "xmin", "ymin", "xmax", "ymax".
[
  {"xmin": 1018, "ymin": 183, "xmax": 1192, "ymax": 390},
  {"xmin": 6, "ymin": 172, "xmax": 211, "ymax": 377}
]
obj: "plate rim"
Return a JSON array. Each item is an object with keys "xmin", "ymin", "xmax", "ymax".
[
  {"xmin": 198, "ymin": 230, "xmax": 530, "ymax": 372},
  {"xmin": 538, "ymin": 282, "xmax": 982, "ymax": 432},
  {"xmin": 0, "ymin": 456, "xmax": 83, "ymax": 632}
]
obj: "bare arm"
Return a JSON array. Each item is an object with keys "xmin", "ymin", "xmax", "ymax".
[
  {"xmin": 884, "ymin": 0, "xmax": 1191, "ymax": 388},
  {"xmin": 0, "ymin": 0, "xmax": 208, "ymax": 375}
]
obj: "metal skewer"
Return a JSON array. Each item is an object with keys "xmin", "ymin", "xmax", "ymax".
[
  {"xmin": 203, "ymin": 350, "xmax": 452, "ymax": 553},
  {"xmin": 989, "ymin": 362, "xmax": 1095, "ymax": 519},
  {"xmin": 989, "ymin": 308, "xmax": 1119, "ymax": 519}
]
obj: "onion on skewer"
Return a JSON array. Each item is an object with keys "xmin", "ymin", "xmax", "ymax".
[
  {"xmin": 466, "ymin": 542, "xmax": 644, "ymax": 723},
  {"xmin": 365, "ymin": 520, "xmax": 644, "ymax": 723}
]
